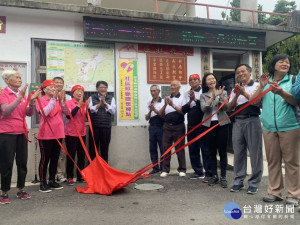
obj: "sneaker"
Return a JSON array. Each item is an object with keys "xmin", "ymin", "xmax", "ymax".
[
  {"xmin": 286, "ymin": 198, "xmax": 299, "ymax": 207},
  {"xmin": 247, "ymin": 186, "xmax": 258, "ymax": 194},
  {"xmin": 17, "ymin": 190, "xmax": 31, "ymax": 200},
  {"xmin": 202, "ymin": 176, "xmax": 212, "ymax": 183},
  {"xmin": 189, "ymin": 173, "xmax": 205, "ymax": 180},
  {"xmin": 49, "ymin": 181, "xmax": 63, "ymax": 190},
  {"xmin": 0, "ymin": 194, "xmax": 11, "ymax": 204},
  {"xmin": 262, "ymin": 194, "xmax": 283, "ymax": 203},
  {"xmin": 39, "ymin": 183, "xmax": 52, "ymax": 193},
  {"xmin": 208, "ymin": 176, "xmax": 219, "ymax": 186},
  {"xmin": 230, "ymin": 184, "xmax": 244, "ymax": 192},
  {"xmin": 179, "ymin": 172, "xmax": 186, "ymax": 177},
  {"xmin": 149, "ymin": 170, "xmax": 160, "ymax": 175},
  {"xmin": 56, "ymin": 175, "xmax": 66, "ymax": 183},
  {"xmin": 160, "ymin": 172, "xmax": 168, "ymax": 178},
  {"xmin": 76, "ymin": 178, "xmax": 85, "ymax": 183},
  {"xmin": 67, "ymin": 178, "xmax": 74, "ymax": 186},
  {"xmin": 220, "ymin": 177, "xmax": 228, "ymax": 188}
]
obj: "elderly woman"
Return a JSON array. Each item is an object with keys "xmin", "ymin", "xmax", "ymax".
[
  {"xmin": 36, "ymin": 80, "xmax": 66, "ymax": 193},
  {"xmin": 200, "ymin": 73, "xmax": 230, "ymax": 188},
  {"xmin": 64, "ymin": 85, "xmax": 86, "ymax": 185},
  {"xmin": 0, "ymin": 70, "xmax": 40, "ymax": 204},
  {"xmin": 251, "ymin": 54, "xmax": 300, "ymax": 207}
]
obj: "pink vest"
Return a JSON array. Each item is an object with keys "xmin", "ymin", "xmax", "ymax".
[
  {"xmin": 0, "ymin": 87, "xmax": 28, "ymax": 133},
  {"xmin": 36, "ymin": 96, "xmax": 65, "ymax": 140},
  {"xmin": 65, "ymin": 99, "xmax": 86, "ymax": 137}
]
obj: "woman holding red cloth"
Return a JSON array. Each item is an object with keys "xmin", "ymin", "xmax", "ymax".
[
  {"xmin": 64, "ymin": 85, "xmax": 87, "ymax": 185},
  {"xmin": 36, "ymin": 80, "xmax": 66, "ymax": 193},
  {"xmin": 0, "ymin": 70, "xmax": 40, "ymax": 204}
]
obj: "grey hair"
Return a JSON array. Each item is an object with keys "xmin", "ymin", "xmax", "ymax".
[
  {"xmin": 172, "ymin": 80, "xmax": 181, "ymax": 87},
  {"xmin": 2, "ymin": 70, "xmax": 19, "ymax": 84},
  {"xmin": 150, "ymin": 84, "xmax": 160, "ymax": 91}
]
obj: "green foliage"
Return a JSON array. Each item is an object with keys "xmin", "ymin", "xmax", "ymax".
[
  {"xmin": 229, "ymin": 0, "xmax": 240, "ymax": 21},
  {"xmin": 257, "ymin": 5, "xmax": 266, "ymax": 24},
  {"xmin": 262, "ymin": 0, "xmax": 299, "ymax": 74},
  {"xmin": 225, "ymin": 0, "xmax": 299, "ymax": 73},
  {"xmin": 264, "ymin": 0, "xmax": 296, "ymax": 25},
  {"xmin": 263, "ymin": 35, "xmax": 300, "ymax": 74}
]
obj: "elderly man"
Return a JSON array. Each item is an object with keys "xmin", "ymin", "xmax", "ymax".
[
  {"xmin": 145, "ymin": 85, "xmax": 165, "ymax": 174},
  {"xmin": 88, "ymin": 81, "xmax": 116, "ymax": 163},
  {"xmin": 159, "ymin": 80, "xmax": 186, "ymax": 178},
  {"xmin": 227, "ymin": 64, "xmax": 263, "ymax": 194},
  {"xmin": 181, "ymin": 74, "xmax": 211, "ymax": 180}
]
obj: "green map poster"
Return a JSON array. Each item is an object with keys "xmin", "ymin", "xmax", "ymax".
[{"xmin": 46, "ymin": 41, "xmax": 114, "ymax": 92}]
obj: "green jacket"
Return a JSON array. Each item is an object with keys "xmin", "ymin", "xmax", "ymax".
[{"xmin": 261, "ymin": 74, "xmax": 300, "ymax": 132}]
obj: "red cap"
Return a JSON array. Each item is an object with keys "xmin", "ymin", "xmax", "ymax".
[
  {"xmin": 71, "ymin": 85, "xmax": 84, "ymax": 94},
  {"xmin": 40, "ymin": 80, "xmax": 56, "ymax": 89},
  {"xmin": 189, "ymin": 74, "xmax": 200, "ymax": 81}
]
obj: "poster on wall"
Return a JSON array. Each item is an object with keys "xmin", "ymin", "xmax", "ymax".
[
  {"xmin": 46, "ymin": 41, "xmax": 114, "ymax": 91},
  {"xmin": 0, "ymin": 62, "xmax": 27, "ymax": 89},
  {"xmin": 119, "ymin": 60, "xmax": 139, "ymax": 120}
]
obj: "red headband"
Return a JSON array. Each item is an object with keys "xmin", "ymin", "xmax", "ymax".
[
  {"xmin": 40, "ymin": 80, "xmax": 56, "ymax": 89},
  {"xmin": 71, "ymin": 85, "xmax": 84, "ymax": 94},
  {"xmin": 189, "ymin": 74, "xmax": 200, "ymax": 81}
]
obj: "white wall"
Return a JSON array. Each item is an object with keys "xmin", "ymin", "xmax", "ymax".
[{"xmin": 1, "ymin": 6, "xmax": 205, "ymax": 181}]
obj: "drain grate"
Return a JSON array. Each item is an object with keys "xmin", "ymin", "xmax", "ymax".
[{"xmin": 134, "ymin": 183, "xmax": 164, "ymax": 190}]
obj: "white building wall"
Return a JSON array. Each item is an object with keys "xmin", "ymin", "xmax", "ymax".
[{"xmin": 1, "ymin": 6, "xmax": 204, "ymax": 181}]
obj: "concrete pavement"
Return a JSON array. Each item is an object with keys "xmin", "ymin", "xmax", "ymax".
[{"xmin": 1, "ymin": 167, "xmax": 299, "ymax": 225}]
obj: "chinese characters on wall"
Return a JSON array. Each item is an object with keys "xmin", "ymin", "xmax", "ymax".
[
  {"xmin": 119, "ymin": 60, "xmax": 139, "ymax": 120},
  {"xmin": 147, "ymin": 55, "xmax": 187, "ymax": 84},
  {"xmin": 252, "ymin": 51, "xmax": 261, "ymax": 82},
  {"xmin": 201, "ymin": 48, "xmax": 210, "ymax": 76}
]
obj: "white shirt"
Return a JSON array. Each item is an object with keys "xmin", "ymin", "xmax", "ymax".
[
  {"xmin": 89, "ymin": 94, "xmax": 116, "ymax": 115},
  {"xmin": 229, "ymin": 80, "xmax": 259, "ymax": 107},
  {"xmin": 182, "ymin": 86, "xmax": 202, "ymax": 108},
  {"xmin": 145, "ymin": 97, "xmax": 165, "ymax": 118},
  {"xmin": 165, "ymin": 93, "xmax": 184, "ymax": 115}
]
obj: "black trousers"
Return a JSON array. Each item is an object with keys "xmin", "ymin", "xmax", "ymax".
[
  {"xmin": 39, "ymin": 139, "xmax": 62, "ymax": 183},
  {"xmin": 0, "ymin": 134, "xmax": 28, "ymax": 192},
  {"xmin": 206, "ymin": 122, "xmax": 229, "ymax": 178},
  {"xmin": 89, "ymin": 127, "xmax": 111, "ymax": 163},
  {"xmin": 65, "ymin": 135, "xmax": 86, "ymax": 180}
]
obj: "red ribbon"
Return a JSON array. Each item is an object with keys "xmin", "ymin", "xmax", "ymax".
[
  {"xmin": 135, "ymin": 83, "xmax": 277, "ymax": 177},
  {"xmin": 64, "ymin": 102, "xmax": 91, "ymax": 163},
  {"xmin": 22, "ymin": 91, "xmax": 34, "ymax": 142},
  {"xmin": 36, "ymin": 97, "xmax": 83, "ymax": 176}
]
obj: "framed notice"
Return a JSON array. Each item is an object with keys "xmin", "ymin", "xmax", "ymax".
[
  {"xmin": 147, "ymin": 54, "xmax": 187, "ymax": 84},
  {"xmin": 0, "ymin": 61, "xmax": 27, "ymax": 88}
]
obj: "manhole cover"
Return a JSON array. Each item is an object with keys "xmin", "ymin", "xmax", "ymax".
[{"xmin": 134, "ymin": 183, "xmax": 164, "ymax": 190}]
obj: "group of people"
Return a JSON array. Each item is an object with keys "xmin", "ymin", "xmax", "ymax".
[
  {"xmin": 0, "ymin": 53, "xmax": 299, "ymax": 209},
  {"xmin": 0, "ymin": 72, "xmax": 115, "ymax": 204},
  {"xmin": 145, "ymin": 54, "xmax": 300, "ymax": 208}
]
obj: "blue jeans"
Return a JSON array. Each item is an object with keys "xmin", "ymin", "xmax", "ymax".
[
  {"xmin": 149, "ymin": 125, "xmax": 163, "ymax": 171},
  {"xmin": 187, "ymin": 126, "xmax": 211, "ymax": 177}
]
